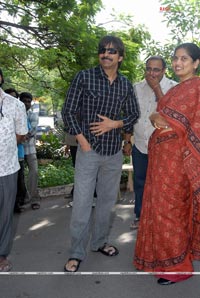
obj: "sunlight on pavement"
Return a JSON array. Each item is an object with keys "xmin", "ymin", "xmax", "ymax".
[
  {"xmin": 29, "ymin": 219, "xmax": 55, "ymax": 231},
  {"xmin": 116, "ymin": 205, "xmax": 134, "ymax": 221},
  {"xmin": 117, "ymin": 231, "xmax": 135, "ymax": 243}
]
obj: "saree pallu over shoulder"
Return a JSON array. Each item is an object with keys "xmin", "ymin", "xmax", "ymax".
[
  {"xmin": 159, "ymin": 77, "xmax": 200, "ymax": 161},
  {"xmin": 134, "ymin": 77, "xmax": 200, "ymax": 273}
]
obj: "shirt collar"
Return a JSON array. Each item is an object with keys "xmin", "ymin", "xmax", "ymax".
[{"xmin": 97, "ymin": 65, "xmax": 121, "ymax": 82}]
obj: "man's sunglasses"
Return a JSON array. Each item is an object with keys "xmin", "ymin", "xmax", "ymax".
[{"xmin": 98, "ymin": 47, "xmax": 118, "ymax": 55}]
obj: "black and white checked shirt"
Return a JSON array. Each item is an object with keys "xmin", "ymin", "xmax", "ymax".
[{"xmin": 62, "ymin": 65, "xmax": 139, "ymax": 156}]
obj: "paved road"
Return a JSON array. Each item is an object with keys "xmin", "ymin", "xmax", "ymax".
[{"xmin": 1, "ymin": 193, "xmax": 200, "ymax": 298}]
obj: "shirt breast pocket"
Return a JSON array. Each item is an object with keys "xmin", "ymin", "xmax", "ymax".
[{"xmin": 84, "ymin": 90, "xmax": 101, "ymax": 100}]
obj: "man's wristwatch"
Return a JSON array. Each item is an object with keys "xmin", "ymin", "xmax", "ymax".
[{"xmin": 124, "ymin": 140, "xmax": 132, "ymax": 145}]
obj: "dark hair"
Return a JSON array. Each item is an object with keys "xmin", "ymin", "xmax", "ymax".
[
  {"xmin": 4, "ymin": 88, "xmax": 19, "ymax": 98},
  {"xmin": 98, "ymin": 35, "xmax": 125, "ymax": 58},
  {"xmin": 174, "ymin": 43, "xmax": 200, "ymax": 62},
  {"xmin": 19, "ymin": 92, "xmax": 33, "ymax": 101},
  {"xmin": 0, "ymin": 68, "xmax": 4, "ymax": 87},
  {"xmin": 146, "ymin": 56, "xmax": 166, "ymax": 69}
]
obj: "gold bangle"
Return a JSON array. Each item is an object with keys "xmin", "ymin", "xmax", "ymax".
[{"xmin": 154, "ymin": 122, "xmax": 160, "ymax": 129}]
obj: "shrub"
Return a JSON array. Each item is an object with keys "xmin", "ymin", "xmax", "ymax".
[
  {"xmin": 38, "ymin": 158, "xmax": 74, "ymax": 188},
  {"xmin": 37, "ymin": 156, "xmax": 130, "ymax": 188},
  {"xmin": 36, "ymin": 132, "xmax": 64, "ymax": 160}
]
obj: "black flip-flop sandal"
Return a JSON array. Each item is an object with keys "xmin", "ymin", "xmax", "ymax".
[
  {"xmin": 31, "ymin": 203, "xmax": 40, "ymax": 210},
  {"xmin": 97, "ymin": 243, "xmax": 119, "ymax": 256},
  {"xmin": 64, "ymin": 258, "xmax": 81, "ymax": 272}
]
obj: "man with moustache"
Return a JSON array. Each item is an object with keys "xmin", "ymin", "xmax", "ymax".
[
  {"xmin": 128, "ymin": 56, "xmax": 177, "ymax": 230},
  {"xmin": 62, "ymin": 35, "xmax": 139, "ymax": 272}
]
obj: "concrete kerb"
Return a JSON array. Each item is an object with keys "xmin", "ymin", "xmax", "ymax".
[
  {"xmin": 38, "ymin": 184, "xmax": 134, "ymax": 206},
  {"xmin": 38, "ymin": 184, "xmax": 73, "ymax": 198}
]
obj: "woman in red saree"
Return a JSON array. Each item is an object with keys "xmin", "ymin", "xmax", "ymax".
[{"xmin": 133, "ymin": 43, "xmax": 200, "ymax": 285}]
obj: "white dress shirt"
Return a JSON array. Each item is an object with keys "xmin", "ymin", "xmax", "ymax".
[{"xmin": 133, "ymin": 75, "xmax": 177, "ymax": 154}]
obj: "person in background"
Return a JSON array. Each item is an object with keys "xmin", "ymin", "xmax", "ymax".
[
  {"xmin": 134, "ymin": 43, "xmax": 200, "ymax": 285},
  {"xmin": 4, "ymin": 88, "xmax": 19, "ymax": 99},
  {"xmin": 0, "ymin": 69, "xmax": 28, "ymax": 271},
  {"xmin": 4, "ymin": 88, "xmax": 27, "ymax": 213},
  {"xmin": 127, "ymin": 56, "xmax": 177, "ymax": 230},
  {"xmin": 19, "ymin": 92, "xmax": 40, "ymax": 210},
  {"xmin": 62, "ymin": 35, "xmax": 139, "ymax": 272}
]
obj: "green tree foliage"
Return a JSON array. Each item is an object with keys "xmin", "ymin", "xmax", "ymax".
[
  {"xmin": 143, "ymin": 0, "xmax": 200, "ymax": 79},
  {"xmin": 161, "ymin": 0, "xmax": 200, "ymax": 43},
  {"xmin": 0, "ymin": 0, "xmax": 148, "ymax": 111},
  {"xmin": 1, "ymin": 0, "xmax": 199, "ymax": 104},
  {"xmin": 0, "ymin": 0, "xmax": 104, "ymax": 97}
]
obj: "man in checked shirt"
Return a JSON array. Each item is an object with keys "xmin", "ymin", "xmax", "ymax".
[{"xmin": 62, "ymin": 35, "xmax": 139, "ymax": 272}]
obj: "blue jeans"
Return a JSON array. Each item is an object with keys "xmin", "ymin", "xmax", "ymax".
[
  {"xmin": 69, "ymin": 146, "xmax": 123, "ymax": 260},
  {"xmin": 132, "ymin": 145, "xmax": 148, "ymax": 219}
]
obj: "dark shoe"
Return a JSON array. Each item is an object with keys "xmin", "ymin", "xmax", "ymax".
[
  {"xmin": 64, "ymin": 258, "xmax": 81, "ymax": 272},
  {"xmin": 0, "ymin": 257, "xmax": 12, "ymax": 272},
  {"xmin": 31, "ymin": 203, "xmax": 40, "ymax": 210},
  {"xmin": 157, "ymin": 278, "xmax": 176, "ymax": 285},
  {"xmin": 68, "ymin": 201, "xmax": 73, "ymax": 207},
  {"xmin": 130, "ymin": 218, "xmax": 140, "ymax": 230},
  {"xmin": 97, "ymin": 243, "xmax": 119, "ymax": 256}
]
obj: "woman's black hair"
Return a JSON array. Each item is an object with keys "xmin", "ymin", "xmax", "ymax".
[{"xmin": 174, "ymin": 43, "xmax": 200, "ymax": 62}]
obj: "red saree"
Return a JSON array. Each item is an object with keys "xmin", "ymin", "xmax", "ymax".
[{"xmin": 133, "ymin": 77, "xmax": 200, "ymax": 282}]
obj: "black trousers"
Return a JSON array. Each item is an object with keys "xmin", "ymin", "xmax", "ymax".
[{"xmin": 15, "ymin": 160, "xmax": 27, "ymax": 208}]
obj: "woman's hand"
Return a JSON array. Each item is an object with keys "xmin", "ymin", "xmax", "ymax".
[{"xmin": 149, "ymin": 112, "xmax": 170, "ymax": 129}]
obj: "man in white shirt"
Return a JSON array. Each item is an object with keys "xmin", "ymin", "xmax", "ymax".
[
  {"xmin": 128, "ymin": 56, "xmax": 177, "ymax": 229},
  {"xmin": 0, "ymin": 69, "xmax": 28, "ymax": 271}
]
